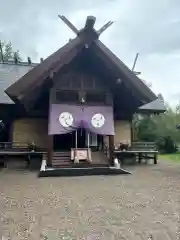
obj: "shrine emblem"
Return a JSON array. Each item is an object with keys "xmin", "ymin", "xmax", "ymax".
[
  {"xmin": 91, "ymin": 113, "xmax": 105, "ymax": 128},
  {"xmin": 59, "ymin": 112, "xmax": 73, "ymax": 127}
]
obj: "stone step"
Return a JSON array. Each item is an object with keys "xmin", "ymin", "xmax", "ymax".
[{"xmin": 52, "ymin": 163, "xmax": 109, "ymax": 168}]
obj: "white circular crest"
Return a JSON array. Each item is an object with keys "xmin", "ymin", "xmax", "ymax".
[
  {"xmin": 91, "ymin": 113, "xmax": 105, "ymax": 128},
  {"xmin": 59, "ymin": 112, "xmax": 73, "ymax": 128}
]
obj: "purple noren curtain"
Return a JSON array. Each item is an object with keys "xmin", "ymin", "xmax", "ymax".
[
  {"xmin": 48, "ymin": 104, "xmax": 115, "ymax": 135},
  {"xmin": 48, "ymin": 104, "xmax": 82, "ymax": 135},
  {"xmin": 82, "ymin": 105, "xmax": 114, "ymax": 135}
]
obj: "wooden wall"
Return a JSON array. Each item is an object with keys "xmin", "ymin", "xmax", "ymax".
[
  {"xmin": 114, "ymin": 120, "xmax": 131, "ymax": 145},
  {"xmin": 52, "ymin": 71, "xmax": 108, "ymax": 91},
  {"xmin": 9, "ymin": 68, "xmax": 132, "ymax": 149},
  {"xmin": 12, "ymin": 118, "xmax": 48, "ymax": 148},
  {"xmin": 50, "ymin": 71, "xmax": 112, "ymax": 105},
  {"xmin": 103, "ymin": 120, "xmax": 132, "ymax": 148}
]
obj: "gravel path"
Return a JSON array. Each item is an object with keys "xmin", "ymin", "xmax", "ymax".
[{"xmin": 0, "ymin": 160, "xmax": 180, "ymax": 239}]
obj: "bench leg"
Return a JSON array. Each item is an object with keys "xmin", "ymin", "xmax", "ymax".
[
  {"xmin": 132, "ymin": 155, "xmax": 136, "ymax": 165},
  {"xmin": 119, "ymin": 157, "xmax": 124, "ymax": 165},
  {"xmin": 3, "ymin": 155, "xmax": 7, "ymax": 168},
  {"xmin": 138, "ymin": 153, "xmax": 142, "ymax": 164},
  {"xmin": 154, "ymin": 155, "xmax": 157, "ymax": 164},
  {"xmin": 26, "ymin": 155, "xmax": 30, "ymax": 168}
]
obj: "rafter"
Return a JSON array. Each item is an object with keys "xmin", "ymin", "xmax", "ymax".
[
  {"xmin": 97, "ymin": 21, "xmax": 114, "ymax": 36},
  {"xmin": 58, "ymin": 15, "xmax": 79, "ymax": 34}
]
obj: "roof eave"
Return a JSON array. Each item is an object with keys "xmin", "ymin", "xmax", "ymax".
[
  {"xmin": 5, "ymin": 37, "xmax": 85, "ymax": 101},
  {"xmin": 137, "ymin": 109, "xmax": 166, "ymax": 114},
  {"xmin": 5, "ymin": 37, "xmax": 86, "ymax": 108},
  {"xmin": 137, "ymin": 99, "xmax": 166, "ymax": 114},
  {"xmin": 93, "ymin": 40, "xmax": 157, "ymax": 103}
]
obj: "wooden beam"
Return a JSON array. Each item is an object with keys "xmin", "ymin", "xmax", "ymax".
[
  {"xmin": 58, "ymin": 15, "xmax": 79, "ymax": 34},
  {"xmin": 8, "ymin": 119, "xmax": 14, "ymax": 142},
  {"xmin": 84, "ymin": 16, "xmax": 96, "ymax": 30},
  {"xmin": 109, "ymin": 135, "xmax": 114, "ymax": 165},
  {"xmin": 92, "ymin": 41, "xmax": 156, "ymax": 103},
  {"xmin": 97, "ymin": 21, "xmax": 114, "ymax": 36},
  {"xmin": 132, "ymin": 53, "xmax": 139, "ymax": 72},
  {"xmin": 47, "ymin": 135, "xmax": 53, "ymax": 167}
]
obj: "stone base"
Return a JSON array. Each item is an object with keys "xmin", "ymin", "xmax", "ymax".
[{"xmin": 39, "ymin": 166, "xmax": 131, "ymax": 177}]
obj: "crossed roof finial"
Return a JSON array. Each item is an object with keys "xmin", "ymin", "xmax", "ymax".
[{"xmin": 58, "ymin": 15, "xmax": 114, "ymax": 37}]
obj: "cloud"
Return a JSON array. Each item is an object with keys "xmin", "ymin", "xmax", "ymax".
[{"xmin": 0, "ymin": 0, "xmax": 180, "ymax": 105}]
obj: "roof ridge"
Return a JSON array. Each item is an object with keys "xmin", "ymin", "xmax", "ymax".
[{"xmin": 0, "ymin": 61, "xmax": 38, "ymax": 67}]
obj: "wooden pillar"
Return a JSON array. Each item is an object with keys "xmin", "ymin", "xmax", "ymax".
[
  {"xmin": 9, "ymin": 120, "xmax": 13, "ymax": 142},
  {"xmin": 131, "ymin": 123, "xmax": 134, "ymax": 143},
  {"xmin": 109, "ymin": 135, "xmax": 114, "ymax": 165},
  {"xmin": 47, "ymin": 135, "xmax": 53, "ymax": 167}
]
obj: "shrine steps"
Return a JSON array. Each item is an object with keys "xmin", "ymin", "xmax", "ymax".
[
  {"xmin": 52, "ymin": 151, "xmax": 71, "ymax": 167},
  {"xmin": 39, "ymin": 164, "xmax": 131, "ymax": 177},
  {"xmin": 51, "ymin": 151, "xmax": 109, "ymax": 168},
  {"xmin": 39, "ymin": 152, "xmax": 132, "ymax": 177}
]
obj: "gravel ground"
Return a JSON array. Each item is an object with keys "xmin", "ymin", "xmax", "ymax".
[{"xmin": 0, "ymin": 160, "xmax": 180, "ymax": 239}]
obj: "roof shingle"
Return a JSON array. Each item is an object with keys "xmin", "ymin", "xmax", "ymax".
[{"xmin": 0, "ymin": 63, "xmax": 34, "ymax": 103}]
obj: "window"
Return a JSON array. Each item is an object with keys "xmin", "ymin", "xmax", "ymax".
[
  {"xmin": 86, "ymin": 92, "xmax": 106, "ymax": 104},
  {"xmin": 56, "ymin": 90, "xmax": 79, "ymax": 103}
]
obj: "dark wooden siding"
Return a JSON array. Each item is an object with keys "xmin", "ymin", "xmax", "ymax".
[{"xmin": 50, "ymin": 71, "xmax": 113, "ymax": 105}]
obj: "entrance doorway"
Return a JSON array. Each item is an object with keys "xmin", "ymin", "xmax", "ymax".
[
  {"xmin": 77, "ymin": 128, "xmax": 86, "ymax": 148},
  {"xmin": 53, "ymin": 129, "xmax": 103, "ymax": 151},
  {"xmin": 53, "ymin": 133, "xmax": 74, "ymax": 151}
]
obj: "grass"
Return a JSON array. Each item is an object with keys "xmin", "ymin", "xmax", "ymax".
[{"xmin": 159, "ymin": 152, "xmax": 180, "ymax": 162}]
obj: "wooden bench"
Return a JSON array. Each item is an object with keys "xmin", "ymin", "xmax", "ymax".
[
  {"xmin": 0, "ymin": 142, "xmax": 46, "ymax": 153},
  {"xmin": 0, "ymin": 142, "xmax": 29, "ymax": 152},
  {"xmin": 0, "ymin": 142, "xmax": 47, "ymax": 169},
  {"xmin": 114, "ymin": 141, "xmax": 158, "ymax": 164},
  {"xmin": 131, "ymin": 141, "xmax": 158, "ymax": 164}
]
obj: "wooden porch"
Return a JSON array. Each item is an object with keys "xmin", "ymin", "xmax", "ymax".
[
  {"xmin": 0, "ymin": 141, "xmax": 110, "ymax": 169},
  {"xmin": 0, "ymin": 141, "xmax": 132, "ymax": 176}
]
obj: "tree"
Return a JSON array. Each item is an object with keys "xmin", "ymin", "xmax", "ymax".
[
  {"xmin": 157, "ymin": 93, "xmax": 164, "ymax": 102},
  {"xmin": 136, "ymin": 115, "xmax": 157, "ymax": 141},
  {"xmin": 133, "ymin": 102, "xmax": 180, "ymax": 153},
  {"xmin": 0, "ymin": 41, "xmax": 21, "ymax": 62}
]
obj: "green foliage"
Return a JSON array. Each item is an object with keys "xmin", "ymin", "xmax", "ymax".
[
  {"xmin": 136, "ymin": 115, "xmax": 157, "ymax": 141},
  {"xmin": 133, "ymin": 101, "xmax": 180, "ymax": 153},
  {"xmin": 0, "ymin": 41, "xmax": 21, "ymax": 62},
  {"xmin": 159, "ymin": 153, "xmax": 180, "ymax": 162},
  {"xmin": 157, "ymin": 136, "xmax": 177, "ymax": 153}
]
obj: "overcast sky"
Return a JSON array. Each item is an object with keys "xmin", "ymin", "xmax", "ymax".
[{"xmin": 0, "ymin": 0, "xmax": 180, "ymax": 105}]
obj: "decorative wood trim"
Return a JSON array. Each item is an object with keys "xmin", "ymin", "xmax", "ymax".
[
  {"xmin": 8, "ymin": 120, "xmax": 14, "ymax": 142},
  {"xmin": 108, "ymin": 135, "xmax": 114, "ymax": 165},
  {"xmin": 47, "ymin": 135, "xmax": 53, "ymax": 166},
  {"xmin": 92, "ymin": 76, "xmax": 96, "ymax": 89}
]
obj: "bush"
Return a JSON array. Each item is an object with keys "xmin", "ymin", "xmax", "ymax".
[{"xmin": 156, "ymin": 136, "xmax": 177, "ymax": 153}]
